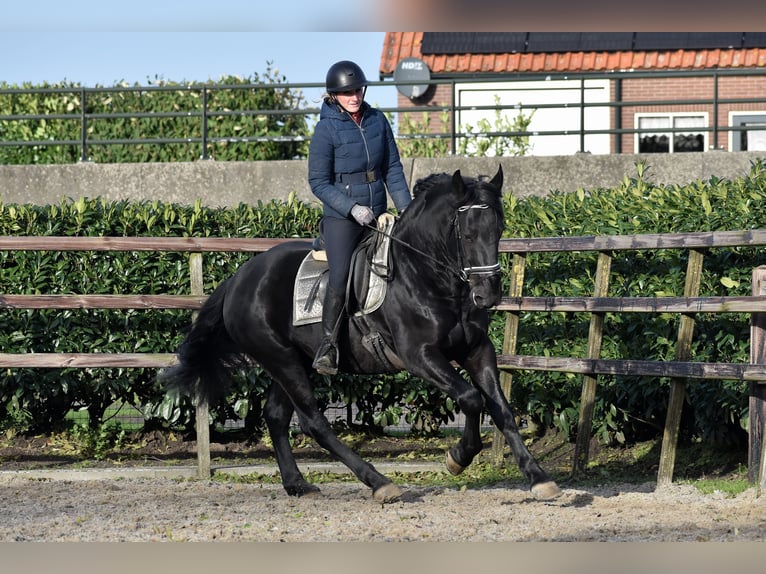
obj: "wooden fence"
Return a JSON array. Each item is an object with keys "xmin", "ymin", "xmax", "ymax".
[{"xmin": 1, "ymin": 232, "xmax": 766, "ymax": 488}]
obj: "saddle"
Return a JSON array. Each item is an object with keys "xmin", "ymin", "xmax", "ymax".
[{"xmin": 292, "ymin": 213, "xmax": 396, "ymax": 326}]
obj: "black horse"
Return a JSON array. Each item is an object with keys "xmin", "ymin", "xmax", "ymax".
[{"xmin": 161, "ymin": 167, "xmax": 561, "ymax": 503}]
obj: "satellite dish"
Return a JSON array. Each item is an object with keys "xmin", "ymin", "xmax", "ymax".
[{"xmin": 394, "ymin": 57, "xmax": 431, "ymax": 100}]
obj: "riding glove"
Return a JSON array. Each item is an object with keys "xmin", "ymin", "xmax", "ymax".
[{"xmin": 350, "ymin": 204, "xmax": 375, "ymax": 226}]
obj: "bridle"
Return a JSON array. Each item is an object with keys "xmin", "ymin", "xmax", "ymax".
[
  {"xmin": 364, "ymin": 202, "xmax": 502, "ymax": 284},
  {"xmin": 453, "ymin": 203, "xmax": 502, "ymax": 282}
]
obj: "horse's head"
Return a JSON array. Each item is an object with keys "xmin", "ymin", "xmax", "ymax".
[{"xmin": 450, "ymin": 166, "xmax": 505, "ymax": 309}]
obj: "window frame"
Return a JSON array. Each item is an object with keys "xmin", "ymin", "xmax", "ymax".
[
  {"xmin": 728, "ymin": 111, "xmax": 766, "ymax": 152},
  {"xmin": 634, "ymin": 112, "xmax": 709, "ymax": 154}
]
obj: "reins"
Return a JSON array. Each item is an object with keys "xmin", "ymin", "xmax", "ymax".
[
  {"xmin": 363, "ymin": 220, "xmax": 462, "ymax": 279},
  {"xmin": 363, "ymin": 202, "xmax": 501, "ymax": 283}
]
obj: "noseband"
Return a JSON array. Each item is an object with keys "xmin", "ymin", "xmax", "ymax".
[{"xmin": 454, "ymin": 204, "xmax": 501, "ymax": 283}]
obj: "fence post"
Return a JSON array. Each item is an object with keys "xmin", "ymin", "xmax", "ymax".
[
  {"xmin": 749, "ymin": 266, "xmax": 766, "ymax": 486},
  {"xmin": 189, "ymin": 252, "xmax": 210, "ymax": 479},
  {"xmin": 79, "ymin": 88, "xmax": 89, "ymax": 163},
  {"xmin": 200, "ymin": 87, "xmax": 210, "ymax": 160},
  {"xmin": 657, "ymin": 248, "xmax": 704, "ymax": 487},
  {"xmin": 492, "ymin": 254, "xmax": 526, "ymax": 465},
  {"xmin": 573, "ymin": 251, "xmax": 612, "ymax": 473}
]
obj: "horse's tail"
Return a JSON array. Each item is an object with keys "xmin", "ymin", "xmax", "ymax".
[{"xmin": 159, "ymin": 276, "xmax": 245, "ymax": 407}]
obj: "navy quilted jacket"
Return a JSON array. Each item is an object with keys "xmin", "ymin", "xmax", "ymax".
[{"xmin": 308, "ymin": 99, "xmax": 411, "ymax": 219}]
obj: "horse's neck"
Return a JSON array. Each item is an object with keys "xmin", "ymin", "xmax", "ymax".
[{"xmin": 392, "ymin": 219, "xmax": 463, "ymax": 295}]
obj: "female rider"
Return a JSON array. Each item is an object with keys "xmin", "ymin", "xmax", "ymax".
[{"xmin": 307, "ymin": 60, "xmax": 412, "ymax": 375}]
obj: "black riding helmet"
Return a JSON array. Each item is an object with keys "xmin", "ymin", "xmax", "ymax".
[{"xmin": 325, "ymin": 60, "xmax": 368, "ymax": 93}]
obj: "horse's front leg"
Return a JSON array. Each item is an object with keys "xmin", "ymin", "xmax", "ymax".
[
  {"xmin": 444, "ymin": 396, "xmax": 485, "ymax": 477},
  {"xmin": 461, "ymin": 346, "xmax": 562, "ymax": 500},
  {"xmin": 405, "ymin": 350, "xmax": 488, "ymax": 473}
]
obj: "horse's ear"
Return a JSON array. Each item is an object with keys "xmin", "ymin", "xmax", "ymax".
[
  {"xmin": 451, "ymin": 170, "xmax": 466, "ymax": 200},
  {"xmin": 489, "ymin": 165, "xmax": 503, "ymax": 193}
]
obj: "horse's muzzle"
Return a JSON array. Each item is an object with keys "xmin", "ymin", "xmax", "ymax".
[{"xmin": 469, "ymin": 272, "xmax": 502, "ymax": 308}]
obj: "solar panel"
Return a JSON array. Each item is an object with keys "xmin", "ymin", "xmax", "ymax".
[
  {"xmin": 634, "ymin": 32, "xmax": 743, "ymax": 51},
  {"xmin": 633, "ymin": 33, "xmax": 682, "ymax": 51},
  {"xmin": 471, "ymin": 32, "xmax": 528, "ymax": 54},
  {"xmin": 421, "ymin": 32, "xmax": 754, "ymax": 56},
  {"xmin": 743, "ymin": 32, "xmax": 766, "ymax": 47},
  {"xmin": 579, "ymin": 32, "xmax": 634, "ymax": 52},
  {"xmin": 420, "ymin": 32, "xmax": 527, "ymax": 54},
  {"xmin": 683, "ymin": 33, "xmax": 743, "ymax": 49},
  {"xmin": 525, "ymin": 32, "xmax": 582, "ymax": 53}
]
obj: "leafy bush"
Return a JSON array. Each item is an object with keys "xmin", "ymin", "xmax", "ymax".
[{"xmin": 0, "ymin": 65, "xmax": 310, "ymax": 164}]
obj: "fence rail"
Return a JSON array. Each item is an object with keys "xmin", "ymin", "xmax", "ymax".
[{"xmin": 1, "ymin": 232, "xmax": 765, "ymax": 488}]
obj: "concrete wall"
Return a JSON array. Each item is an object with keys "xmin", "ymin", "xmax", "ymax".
[{"xmin": 2, "ymin": 151, "xmax": 765, "ymax": 208}]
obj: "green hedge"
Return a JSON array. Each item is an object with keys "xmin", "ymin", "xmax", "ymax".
[
  {"xmin": 2, "ymin": 160, "xmax": 766, "ymax": 448},
  {"xmin": 0, "ymin": 66, "xmax": 310, "ymax": 164}
]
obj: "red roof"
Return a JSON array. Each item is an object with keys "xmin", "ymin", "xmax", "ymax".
[{"xmin": 380, "ymin": 32, "xmax": 766, "ymax": 76}]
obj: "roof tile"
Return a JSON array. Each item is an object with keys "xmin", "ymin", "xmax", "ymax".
[
  {"xmin": 494, "ymin": 54, "xmax": 508, "ymax": 72},
  {"xmin": 704, "ymin": 49, "xmax": 719, "ymax": 67}
]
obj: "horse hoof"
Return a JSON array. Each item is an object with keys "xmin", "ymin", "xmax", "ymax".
[
  {"xmin": 445, "ymin": 451, "xmax": 465, "ymax": 476},
  {"xmin": 298, "ymin": 487, "xmax": 322, "ymax": 499},
  {"xmin": 531, "ymin": 481, "xmax": 562, "ymax": 500},
  {"xmin": 373, "ymin": 483, "xmax": 402, "ymax": 504},
  {"xmin": 286, "ymin": 483, "xmax": 321, "ymax": 498}
]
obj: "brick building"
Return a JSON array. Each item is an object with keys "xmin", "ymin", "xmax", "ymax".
[{"xmin": 379, "ymin": 32, "xmax": 766, "ymax": 155}]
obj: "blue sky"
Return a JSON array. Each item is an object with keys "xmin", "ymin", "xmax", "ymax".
[
  {"xmin": 0, "ymin": 32, "xmax": 394, "ymax": 109},
  {"xmin": 2, "ymin": 0, "xmax": 373, "ymax": 32},
  {"xmin": 1, "ymin": 2, "xmax": 396, "ymax": 108}
]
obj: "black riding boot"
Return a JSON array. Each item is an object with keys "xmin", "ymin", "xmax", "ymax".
[{"xmin": 312, "ymin": 285, "xmax": 346, "ymax": 375}]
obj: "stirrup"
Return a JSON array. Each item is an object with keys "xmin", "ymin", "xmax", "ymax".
[{"xmin": 312, "ymin": 342, "xmax": 338, "ymax": 375}]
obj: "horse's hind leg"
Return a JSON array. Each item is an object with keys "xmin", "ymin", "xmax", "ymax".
[
  {"xmin": 301, "ymin": 410, "xmax": 403, "ymax": 503},
  {"xmin": 263, "ymin": 382, "xmax": 320, "ymax": 498},
  {"xmin": 265, "ymin": 361, "xmax": 402, "ymax": 503}
]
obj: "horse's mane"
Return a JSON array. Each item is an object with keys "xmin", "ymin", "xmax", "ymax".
[
  {"xmin": 411, "ymin": 171, "xmax": 502, "ymax": 210},
  {"xmin": 412, "ymin": 172, "xmax": 453, "ymax": 200},
  {"xmin": 396, "ymin": 170, "xmax": 504, "ymax": 242}
]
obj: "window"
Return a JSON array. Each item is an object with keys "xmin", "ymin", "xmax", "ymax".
[
  {"xmin": 456, "ymin": 79, "xmax": 611, "ymax": 156},
  {"xmin": 729, "ymin": 112, "xmax": 766, "ymax": 151},
  {"xmin": 635, "ymin": 113, "xmax": 707, "ymax": 153}
]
